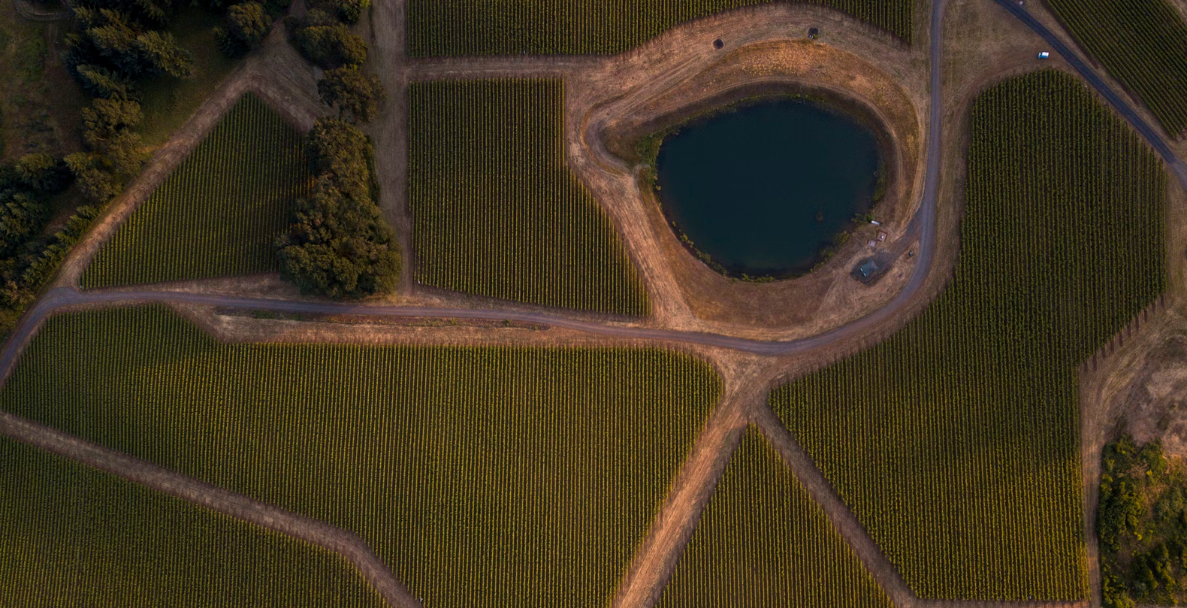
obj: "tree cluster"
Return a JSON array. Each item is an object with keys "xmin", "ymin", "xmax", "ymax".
[
  {"xmin": 287, "ymin": 0, "xmax": 384, "ymax": 124},
  {"xmin": 276, "ymin": 0, "xmax": 391, "ymax": 297},
  {"xmin": 317, "ymin": 66, "xmax": 384, "ymax": 124},
  {"xmin": 276, "ymin": 118, "xmax": 398, "ymax": 298},
  {"xmin": 286, "ymin": 0, "xmax": 369, "ymax": 69},
  {"xmin": 1098, "ymin": 436, "xmax": 1187, "ymax": 607},
  {"xmin": 211, "ymin": 0, "xmax": 290, "ymax": 58},
  {"xmin": 0, "ymin": 156, "xmax": 70, "ymax": 258},
  {"xmin": 63, "ymin": 5, "xmax": 194, "ymax": 85},
  {"xmin": 0, "ymin": 156, "xmax": 100, "ymax": 319},
  {"xmin": 59, "ymin": 96, "xmax": 145, "ymax": 205},
  {"xmin": 60, "ymin": 0, "xmax": 199, "ymax": 204}
]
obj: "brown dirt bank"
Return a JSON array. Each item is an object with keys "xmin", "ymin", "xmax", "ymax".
[
  {"xmin": 573, "ymin": 36, "xmax": 926, "ymax": 335},
  {"xmin": 550, "ymin": 2, "xmax": 929, "ymax": 338}
]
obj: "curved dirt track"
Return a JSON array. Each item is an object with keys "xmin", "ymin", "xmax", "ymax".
[
  {"xmin": 21, "ymin": 2, "xmax": 949, "ymax": 356},
  {"xmin": 4, "ymin": 0, "xmax": 1187, "ymax": 607}
]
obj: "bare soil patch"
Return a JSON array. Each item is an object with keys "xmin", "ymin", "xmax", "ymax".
[{"xmin": 1121, "ymin": 335, "xmax": 1187, "ymax": 458}]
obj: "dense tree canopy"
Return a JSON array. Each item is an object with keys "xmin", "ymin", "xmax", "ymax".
[
  {"xmin": 81, "ymin": 98, "xmax": 145, "ymax": 176},
  {"xmin": 317, "ymin": 66, "xmax": 385, "ymax": 124},
  {"xmin": 0, "ymin": 155, "xmax": 73, "ymax": 258},
  {"xmin": 311, "ymin": 0, "xmax": 369, "ymax": 24},
  {"xmin": 74, "ymin": 64, "xmax": 133, "ymax": 99},
  {"xmin": 215, "ymin": 1, "xmax": 273, "ymax": 57},
  {"xmin": 276, "ymin": 118, "xmax": 398, "ymax": 298},
  {"xmin": 73, "ymin": 0, "xmax": 184, "ymax": 28},
  {"xmin": 289, "ymin": 11, "xmax": 367, "ymax": 69},
  {"xmin": 65, "ymin": 153, "xmax": 120, "ymax": 203},
  {"xmin": 13, "ymin": 154, "xmax": 71, "ymax": 195},
  {"xmin": 0, "ymin": 193, "xmax": 48, "ymax": 258},
  {"xmin": 64, "ymin": 7, "xmax": 194, "ymax": 83}
]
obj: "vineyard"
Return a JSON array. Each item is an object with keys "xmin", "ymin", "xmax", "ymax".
[
  {"xmin": 658, "ymin": 430, "xmax": 892, "ymax": 607},
  {"xmin": 406, "ymin": 0, "xmax": 913, "ymax": 56},
  {"xmin": 0, "ymin": 436, "xmax": 383, "ymax": 607},
  {"xmin": 0, "ymin": 306, "xmax": 722, "ymax": 607},
  {"xmin": 81, "ymin": 94, "xmax": 310, "ymax": 289},
  {"xmin": 1046, "ymin": 0, "xmax": 1187, "ymax": 139},
  {"xmin": 408, "ymin": 80, "xmax": 649, "ymax": 315},
  {"xmin": 771, "ymin": 71, "xmax": 1165, "ymax": 600}
]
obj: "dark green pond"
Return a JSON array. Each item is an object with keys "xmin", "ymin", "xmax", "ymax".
[{"xmin": 655, "ymin": 98, "xmax": 883, "ymax": 277}]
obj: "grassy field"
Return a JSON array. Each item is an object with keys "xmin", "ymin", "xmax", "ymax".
[
  {"xmin": 139, "ymin": 5, "xmax": 239, "ymax": 147},
  {"xmin": 406, "ymin": 0, "xmax": 913, "ymax": 56},
  {"xmin": 0, "ymin": 435, "xmax": 383, "ymax": 607},
  {"xmin": 0, "ymin": 305, "xmax": 722, "ymax": 607},
  {"xmin": 81, "ymin": 94, "xmax": 309, "ymax": 288},
  {"xmin": 1046, "ymin": 0, "xmax": 1187, "ymax": 139},
  {"xmin": 658, "ymin": 430, "xmax": 892, "ymax": 607},
  {"xmin": 0, "ymin": 3, "xmax": 86, "ymax": 162},
  {"xmin": 408, "ymin": 80, "xmax": 649, "ymax": 315},
  {"xmin": 771, "ymin": 71, "xmax": 1165, "ymax": 600}
]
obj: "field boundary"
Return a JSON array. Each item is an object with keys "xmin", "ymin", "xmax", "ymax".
[
  {"xmin": 0, "ymin": 410, "xmax": 421, "ymax": 608},
  {"xmin": 52, "ymin": 29, "xmax": 323, "ymax": 290},
  {"xmin": 2, "ymin": 0, "xmax": 1187, "ymax": 606},
  {"xmin": 1079, "ymin": 295, "xmax": 1169, "ymax": 377},
  {"xmin": 1077, "ymin": 295, "xmax": 1179, "ymax": 606},
  {"xmin": 611, "ymin": 363, "xmax": 762, "ymax": 607}
]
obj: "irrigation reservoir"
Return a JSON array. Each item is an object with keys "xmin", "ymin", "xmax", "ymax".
[{"xmin": 655, "ymin": 98, "xmax": 883, "ymax": 278}]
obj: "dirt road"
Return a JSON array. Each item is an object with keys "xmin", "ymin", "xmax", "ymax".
[
  {"xmin": 4, "ymin": 0, "xmax": 1186, "ymax": 606},
  {"xmin": 16, "ymin": 5, "xmax": 949, "ymax": 361},
  {"xmin": 989, "ymin": 0, "xmax": 1187, "ymax": 191},
  {"xmin": 0, "ymin": 410, "xmax": 422, "ymax": 608}
]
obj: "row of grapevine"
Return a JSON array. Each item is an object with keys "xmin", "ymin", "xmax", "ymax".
[
  {"xmin": 406, "ymin": 0, "xmax": 913, "ymax": 56},
  {"xmin": 659, "ymin": 430, "xmax": 892, "ymax": 607},
  {"xmin": 408, "ymin": 80, "xmax": 650, "ymax": 316},
  {"xmin": 0, "ymin": 436, "xmax": 383, "ymax": 607},
  {"xmin": 82, "ymin": 93, "xmax": 310, "ymax": 289},
  {"xmin": 0, "ymin": 305, "xmax": 723, "ymax": 607},
  {"xmin": 770, "ymin": 71, "xmax": 1165, "ymax": 600},
  {"xmin": 1047, "ymin": 0, "xmax": 1187, "ymax": 139}
]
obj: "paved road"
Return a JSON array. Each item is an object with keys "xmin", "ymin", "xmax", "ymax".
[
  {"xmin": 0, "ymin": 0, "xmax": 948, "ymax": 367},
  {"xmin": 990, "ymin": 0, "xmax": 1187, "ymax": 188}
]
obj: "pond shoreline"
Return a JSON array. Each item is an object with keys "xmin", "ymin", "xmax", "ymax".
[{"xmin": 636, "ymin": 92, "xmax": 888, "ymax": 282}]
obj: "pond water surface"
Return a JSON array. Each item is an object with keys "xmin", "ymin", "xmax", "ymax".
[{"xmin": 655, "ymin": 98, "xmax": 883, "ymax": 277}]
